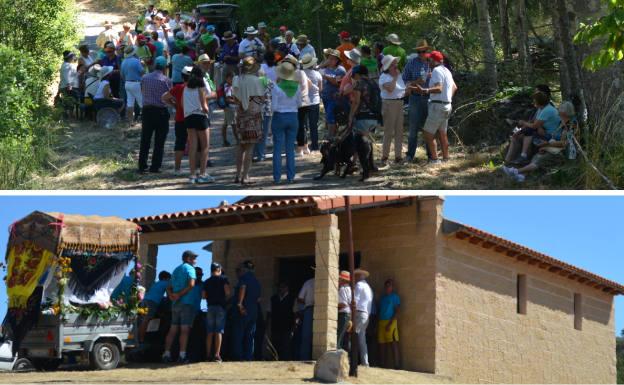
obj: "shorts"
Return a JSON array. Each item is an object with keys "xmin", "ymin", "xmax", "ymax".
[
  {"xmin": 124, "ymin": 81, "xmax": 143, "ymax": 108},
  {"xmin": 323, "ymin": 97, "xmax": 337, "ymax": 125},
  {"xmin": 143, "ymin": 299, "xmax": 159, "ymax": 318},
  {"xmin": 205, "ymin": 305, "xmax": 226, "ymax": 334},
  {"xmin": 224, "ymin": 108, "xmax": 236, "ymax": 126},
  {"xmin": 171, "ymin": 303, "xmax": 196, "ymax": 326},
  {"xmin": 174, "ymin": 121, "xmax": 188, "ymax": 151},
  {"xmin": 354, "ymin": 119, "xmax": 378, "ymax": 135},
  {"xmin": 185, "ymin": 114, "xmax": 210, "ymax": 130},
  {"xmin": 423, "ymin": 102, "xmax": 452, "ymax": 135},
  {"xmin": 377, "ymin": 319, "xmax": 399, "ymax": 344}
]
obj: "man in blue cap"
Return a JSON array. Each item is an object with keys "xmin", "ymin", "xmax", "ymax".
[{"xmin": 139, "ymin": 56, "xmax": 172, "ymax": 174}]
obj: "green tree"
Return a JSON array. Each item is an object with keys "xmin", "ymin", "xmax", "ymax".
[{"xmin": 574, "ymin": 0, "xmax": 624, "ymax": 71}]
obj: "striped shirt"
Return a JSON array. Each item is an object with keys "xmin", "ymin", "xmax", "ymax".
[
  {"xmin": 141, "ymin": 70, "xmax": 172, "ymax": 108},
  {"xmin": 402, "ymin": 56, "xmax": 430, "ymax": 87}
]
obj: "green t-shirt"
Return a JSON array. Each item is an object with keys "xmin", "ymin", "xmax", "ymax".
[
  {"xmin": 361, "ymin": 57, "xmax": 379, "ymax": 78},
  {"xmin": 383, "ymin": 45, "xmax": 407, "ymax": 71}
]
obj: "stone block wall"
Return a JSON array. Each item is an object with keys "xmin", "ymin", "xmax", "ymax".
[{"xmin": 435, "ymin": 237, "xmax": 616, "ymax": 383}]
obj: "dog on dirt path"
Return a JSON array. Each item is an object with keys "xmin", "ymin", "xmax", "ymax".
[{"xmin": 314, "ymin": 132, "xmax": 375, "ymax": 182}]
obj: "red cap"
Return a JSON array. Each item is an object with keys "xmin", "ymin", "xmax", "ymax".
[
  {"xmin": 429, "ymin": 50, "xmax": 444, "ymax": 62},
  {"xmin": 137, "ymin": 34, "xmax": 147, "ymax": 41},
  {"xmin": 339, "ymin": 31, "xmax": 350, "ymax": 40},
  {"xmin": 279, "ymin": 25, "xmax": 287, "ymax": 31}
]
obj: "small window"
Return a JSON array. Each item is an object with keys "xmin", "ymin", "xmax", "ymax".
[
  {"xmin": 517, "ymin": 274, "xmax": 527, "ymax": 315},
  {"xmin": 574, "ymin": 293, "xmax": 583, "ymax": 330}
]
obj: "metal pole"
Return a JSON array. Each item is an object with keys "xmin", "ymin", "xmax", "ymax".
[{"xmin": 345, "ymin": 196, "xmax": 358, "ymax": 377}]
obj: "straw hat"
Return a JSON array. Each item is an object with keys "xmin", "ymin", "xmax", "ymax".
[
  {"xmin": 282, "ymin": 54, "xmax": 299, "ymax": 67},
  {"xmin": 354, "ymin": 268, "xmax": 370, "ymax": 278},
  {"xmin": 122, "ymin": 22, "xmax": 133, "ymax": 29},
  {"xmin": 381, "ymin": 55, "xmax": 398, "ymax": 72},
  {"xmin": 344, "ymin": 49, "xmax": 361, "ymax": 64},
  {"xmin": 241, "ymin": 56, "xmax": 260, "ymax": 74},
  {"xmin": 300, "ymin": 53, "xmax": 318, "ymax": 69},
  {"xmin": 386, "ymin": 33, "xmax": 402, "ymax": 45},
  {"xmin": 222, "ymin": 31, "xmax": 236, "ymax": 41},
  {"xmin": 88, "ymin": 64, "xmax": 102, "ymax": 76},
  {"xmin": 258, "ymin": 21, "xmax": 267, "ymax": 29},
  {"xmin": 197, "ymin": 54, "xmax": 214, "ymax": 63},
  {"xmin": 296, "ymin": 34, "xmax": 309, "ymax": 45},
  {"xmin": 339, "ymin": 270, "xmax": 351, "ymax": 282},
  {"xmin": 414, "ymin": 39, "xmax": 432, "ymax": 51},
  {"xmin": 325, "ymin": 48, "xmax": 341, "ymax": 60},
  {"xmin": 103, "ymin": 20, "xmax": 113, "ymax": 28},
  {"xmin": 276, "ymin": 61, "xmax": 297, "ymax": 81},
  {"xmin": 99, "ymin": 66, "xmax": 114, "ymax": 79},
  {"xmin": 244, "ymin": 26, "xmax": 258, "ymax": 35}
]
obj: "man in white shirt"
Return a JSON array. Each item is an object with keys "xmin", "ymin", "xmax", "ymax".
[
  {"xmin": 239, "ymin": 26, "xmax": 265, "ymax": 61},
  {"xmin": 337, "ymin": 271, "xmax": 352, "ymax": 350},
  {"xmin": 354, "ymin": 268, "xmax": 372, "ymax": 367},
  {"xmin": 297, "ymin": 276, "xmax": 314, "ymax": 360},
  {"xmin": 413, "ymin": 50, "xmax": 458, "ymax": 165}
]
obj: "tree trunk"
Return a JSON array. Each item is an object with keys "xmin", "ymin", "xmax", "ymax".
[
  {"xmin": 512, "ymin": 0, "xmax": 531, "ymax": 85},
  {"xmin": 555, "ymin": 0, "xmax": 588, "ymax": 127},
  {"xmin": 548, "ymin": 2, "xmax": 572, "ymax": 101},
  {"xmin": 498, "ymin": 0, "xmax": 512, "ymax": 61},
  {"xmin": 476, "ymin": 0, "xmax": 499, "ymax": 92}
]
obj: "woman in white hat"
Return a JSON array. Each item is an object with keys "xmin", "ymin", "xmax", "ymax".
[
  {"xmin": 379, "ymin": 55, "xmax": 407, "ymax": 166},
  {"xmin": 93, "ymin": 66, "xmax": 124, "ymax": 113},
  {"xmin": 320, "ymin": 49, "xmax": 346, "ymax": 138},
  {"xmin": 271, "ymin": 60, "xmax": 302, "ymax": 184},
  {"xmin": 232, "ymin": 57, "xmax": 267, "ymax": 185},
  {"xmin": 298, "ymin": 54, "xmax": 323, "ymax": 153}
]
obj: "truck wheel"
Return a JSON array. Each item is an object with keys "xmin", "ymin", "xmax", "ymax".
[
  {"xmin": 13, "ymin": 358, "xmax": 34, "ymax": 372},
  {"xmin": 32, "ymin": 358, "xmax": 61, "ymax": 371},
  {"xmin": 89, "ymin": 342, "xmax": 120, "ymax": 370}
]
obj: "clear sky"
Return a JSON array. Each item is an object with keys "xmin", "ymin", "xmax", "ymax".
[{"xmin": 0, "ymin": 195, "xmax": 622, "ymax": 336}]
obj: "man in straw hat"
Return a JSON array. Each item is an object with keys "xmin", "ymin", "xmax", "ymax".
[
  {"xmin": 320, "ymin": 48, "xmax": 346, "ymax": 138},
  {"xmin": 296, "ymin": 35, "xmax": 316, "ymax": 59},
  {"xmin": 219, "ymin": 31, "xmax": 240, "ymax": 77},
  {"xmin": 337, "ymin": 270, "xmax": 353, "ymax": 350},
  {"xmin": 257, "ymin": 22, "xmax": 271, "ymax": 47},
  {"xmin": 383, "ymin": 33, "xmax": 406, "ymax": 70},
  {"xmin": 96, "ymin": 21, "xmax": 118, "ymax": 49},
  {"xmin": 120, "ymin": 45, "xmax": 145, "ymax": 126},
  {"xmin": 403, "ymin": 39, "xmax": 433, "ymax": 162},
  {"xmin": 354, "ymin": 268, "xmax": 372, "ymax": 367},
  {"xmin": 239, "ymin": 26, "xmax": 265, "ymax": 61}
]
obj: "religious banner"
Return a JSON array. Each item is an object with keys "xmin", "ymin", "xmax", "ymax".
[{"xmin": 6, "ymin": 241, "xmax": 54, "ymax": 309}]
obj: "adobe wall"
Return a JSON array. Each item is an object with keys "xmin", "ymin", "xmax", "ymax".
[
  {"xmin": 212, "ymin": 198, "xmax": 443, "ymax": 373},
  {"xmin": 435, "ymin": 236, "xmax": 616, "ymax": 383}
]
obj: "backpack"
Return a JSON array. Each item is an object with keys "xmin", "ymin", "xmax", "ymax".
[
  {"xmin": 217, "ymin": 82, "xmax": 228, "ymax": 109},
  {"xmin": 361, "ymin": 79, "xmax": 383, "ymax": 123}
]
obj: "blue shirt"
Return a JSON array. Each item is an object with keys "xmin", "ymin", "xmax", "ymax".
[
  {"xmin": 237, "ymin": 271, "xmax": 261, "ymax": 318},
  {"xmin": 402, "ymin": 56, "xmax": 430, "ymax": 88},
  {"xmin": 378, "ymin": 292, "xmax": 400, "ymax": 321},
  {"xmin": 111, "ymin": 275, "xmax": 133, "ymax": 301},
  {"xmin": 153, "ymin": 41, "xmax": 165, "ymax": 58},
  {"xmin": 171, "ymin": 54, "xmax": 194, "ymax": 83},
  {"xmin": 321, "ymin": 66, "xmax": 346, "ymax": 100},
  {"xmin": 219, "ymin": 42, "xmax": 240, "ymax": 65},
  {"xmin": 171, "ymin": 262, "xmax": 197, "ymax": 305},
  {"xmin": 536, "ymin": 104, "xmax": 562, "ymax": 138},
  {"xmin": 144, "ymin": 279, "xmax": 169, "ymax": 305},
  {"xmin": 121, "ymin": 56, "xmax": 144, "ymax": 82},
  {"xmin": 190, "ymin": 284, "xmax": 203, "ymax": 311}
]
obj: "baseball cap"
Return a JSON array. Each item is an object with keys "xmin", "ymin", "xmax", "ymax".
[
  {"xmin": 279, "ymin": 25, "xmax": 287, "ymax": 32},
  {"xmin": 429, "ymin": 50, "xmax": 444, "ymax": 62},
  {"xmin": 182, "ymin": 250, "xmax": 198, "ymax": 260},
  {"xmin": 338, "ymin": 31, "xmax": 351, "ymax": 40},
  {"xmin": 154, "ymin": 56, "xmax": 167, "ymax": 69},
  {"xmin": 211, "ymin": 262, "xmax": 222, "ymax": 272}
]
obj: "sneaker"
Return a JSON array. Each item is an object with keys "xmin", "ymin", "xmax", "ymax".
[
  {"xmin": 515, "ymin": 173, "xmax": 526, "ymax": 183},
  {"xmin": 501, "ymin": 166, "xmax": 518, "ymax": 177},
  {"xmin": 189, "ymin": 177, "xmax": 197, "ymax": 184},
  {"xmin": 162, "ymin": 355, "xmax": 174, "ymax": 363},
  {"xmin": 512, "ymin": 154, "xmax": 529, "ymax": 165},
  {"xmin": 214, "ymin": 356, "xmax": 223, "ymax": 363},
  {"xmin": 178, "ymin": 356, "xmax": 190, "ymax": 364},
  {"xmin": 428, "ymin": 159, "xmax": 442, "ymax": 165},
  {"xmin": 196, "ymin": 174, "xmax": 216, "ymax": 184}
]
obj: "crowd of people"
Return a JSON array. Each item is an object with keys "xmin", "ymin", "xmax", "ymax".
[
  {"xmin": 57, "ymin": 2, "xmax": 462, "ymax": 185},
  {"xmin": 129, "ymin": 250, "xmax": 401, "ymax": 369}
]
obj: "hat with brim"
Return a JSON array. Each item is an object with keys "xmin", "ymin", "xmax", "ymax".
[
  {"xmin": 88, "ymin": 64, "xmax": 102, "ymax": 75},
  {"xmin": 339, "ymin": 270, "xmax": 351, "ymax": 282},
  {"xmin": 296, "ymin": 35, "xmax": 309, "ymax": 45},
  {"xmin": 300, "ymin": 53, "xmax": 318, "ymax": 69},
  {"xmin": 345, "ymin": 49, "xmax": 361, "ymax": 64},
  {"xmin": 282, "ymin": 54, "xmax": 299, "ymax": 67},
  {"xmin": 386, "ymin": 33, "xmax": 402, "ymax": 45},
  {"xmin": 98, "ymin": 66, "xmax": 114, "ymax": 79},
  {"xmin": 381, "ymin": 54, "xmax": 398, "ymax": 72},
  {"xmin": 241, "ymin": 56, "xmax": 260, "ymax": 74},
  {"xmin": 326, "ymin": 48, "xmax": 341, "ymax": 60},
  {"xmin": 276, "ymin": 61, "xmax": 297, "ymax": 81},
  {"xmin": 244, "ymin": 26, "xmax": 258, "ymax": 35},
  {"xmin": 182, "ymin": 250, "xmax": 199, "ymax": 260},
  {"xmin": 258, "ymin": 22, "xmax": 267, "ymax": 29},
  {"xmin": 124, "ymin": 45, "xmax": 137, "ymax": 56},
  {"xmin": 197, "ymin": 54, "xmax": 214, "ymax": 63},
  {"xmin": 354, "ymin": 268, "xmax": 370, "ymax": 278},
  {"xmin": 222, "ymin": 31, "xmax": 236, "ymax": 40},
  {"xmin": 103, "ymin": 21, "xmax": 113, "ymax": 28},
  {"xmin": 414, "ymin": 39, "xmax": 432, "ymax": 51}
]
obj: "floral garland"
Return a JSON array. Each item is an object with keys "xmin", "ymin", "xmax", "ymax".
[{"xmin": 47, "ymin": 254, "xmax": 148, "ymax": 319}]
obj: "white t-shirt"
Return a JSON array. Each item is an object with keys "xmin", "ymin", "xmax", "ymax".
[
  {"xmin": 303, "ymin": 69, "xmax": 322, "ymax": 106},
  {"xmin": 338, "ymin": 285, "xmax": 352, "ymax": 314},
  {"xmin": 94, "ymin": 80, "xmax": 110, "ymax": 100},
  {"xmin": 84, "ymin": 76, "xmax": 100, "ymax": 98},
  {"xmin": 379, "ymin": 73, "xmax": 406, "ymax": 100},
  {"xmin": 354, "ymin": 280, "xmax": 373, "ymax": 314},
  {"xmin": 59, "ymin": 62, "xmax": 79, "ymax": 89},
  {"xmin": 260, "ymin": 63, "xmax": 277, "ymax": 82},
  {"xmin": 429, "ymin": 65, "xmax": 455, "ymax": 103},
  {"xmin": 298, "ymin": 278, "xmax": 315, "ymax": 308},
  {"xmin": 183, "ymin": 87, "xmax": 206, "ymax": 117},
  {"xmin": 271, "ymin": 81, "xmax": 302, "ymax": 113},
  {"xmin": 239, "ymin": 38, "xmax": 264, "ymax": 58}
]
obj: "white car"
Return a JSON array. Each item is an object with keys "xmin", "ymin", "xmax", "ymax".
[{"xmin": 0, "ymin": 339, "xmax": 33, "ymax": 372}]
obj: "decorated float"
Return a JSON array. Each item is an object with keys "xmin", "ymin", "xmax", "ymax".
[{"xmin": 0, "ymin": 211, "xmax": 144, "ymax": 371}]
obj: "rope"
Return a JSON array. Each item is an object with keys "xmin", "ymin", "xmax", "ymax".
[{"xmin": 572, "ymin": 136, "xmax": 618, "ymax": 190}]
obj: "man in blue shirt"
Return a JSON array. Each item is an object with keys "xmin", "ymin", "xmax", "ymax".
[
  {"xmin": 138, "ymin": 270, "xmax": 171, "ymax": 343},
  {"xmin": 111, "ymin": 273, "xmax": 133, "ymax": 302},
  {"xmin": 402, "ymin": 40, "xmax": 432, "ymax": 162},
  {"xmin": 121, "ymin": 46, "xmax": 146, "ymax": 125},
  {"xmin": 231, "ymin": 260, "xmax": 261, "ymax": 361},
  {"xmin": 162, "ymin": 250, "xmax": 198, "ymax": 363},
  {"xmin": 378, "ymin": 278, "xmax": 401, "ymax": 369}
]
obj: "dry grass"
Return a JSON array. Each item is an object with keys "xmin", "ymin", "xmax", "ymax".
[{"xmin": 0, "ymin": 361, "xmax": 452, "ymax": 384}]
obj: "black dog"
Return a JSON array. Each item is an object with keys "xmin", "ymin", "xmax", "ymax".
[{"xmin": 314, "ymin": 132, "xmax": 375, "ymax": 182}]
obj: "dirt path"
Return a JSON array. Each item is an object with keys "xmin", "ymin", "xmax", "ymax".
[
  {"xmin": 0, "ymin": 361, "xmax": 453, "ymax": 384},
  {"xmin": 39, "ymin": 1, "xmax": 565, "ymax": 190}
]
